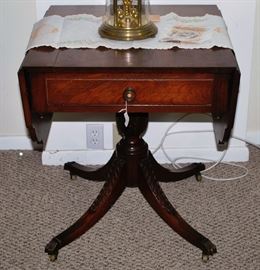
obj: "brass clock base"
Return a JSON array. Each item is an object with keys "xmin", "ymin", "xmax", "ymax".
[{"xmin": 98, "ymin": 21, "xmax": 158, "ymax": 41}]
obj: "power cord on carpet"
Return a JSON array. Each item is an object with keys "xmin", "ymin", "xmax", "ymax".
[{"xmin": 152, "ymin": 114, "xmax": 260, "ymax": 182}]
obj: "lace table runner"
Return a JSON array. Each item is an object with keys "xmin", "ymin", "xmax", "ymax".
[{"xmin": 27, "ymin": 12, "xmax": 232, "ymax": 51}]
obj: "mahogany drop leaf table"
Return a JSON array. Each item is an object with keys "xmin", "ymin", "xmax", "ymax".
[{"xmin": 18, "ymin": 5, "xmax": 240, "ymax": 263}]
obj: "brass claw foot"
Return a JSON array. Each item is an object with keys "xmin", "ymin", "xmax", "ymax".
[
  {"xmin": 48, "ymin": 253, "xmax": 58, "ymax": 262},
  {"xmin": 45, "ymin": 238, "xmax": 60, "ymax": 262},
  {"xmin": 202, "ymin": 253, "xmax": 210, "ymax": 263},
  {"xmin": 195, "ymin": 173, "xmax": 203, "ymax": 182},
  {"xmin": 70, "ymin": 174, "xmax": 77, "ymax": 180},
  {"xmin": 201, "ymin": 239, "xmax": 217, "ymax": 262}
]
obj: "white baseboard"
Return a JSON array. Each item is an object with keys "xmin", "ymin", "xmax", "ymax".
[
  {"xmin": 152, "ymin": 146, "xmax": 249, "ymax": 164},
  {"xmin": 42, "ymin": 145, "xmax": 249, "ymax": 166},
  {"xmin": 0, "ymin": 136, "xmax": 249, "ymax": 165},
  {"xmin": 42, "ymin": 149, "xmax": 113, "ymax": 165},
  {"xmin": 0, "ymin": 134, "xmax": 252, "ymax": 166},
  {"xmin": 0, "ymin": 136, "xmax": 33, "ymax": 150}
]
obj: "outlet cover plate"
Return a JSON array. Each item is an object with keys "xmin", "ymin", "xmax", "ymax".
[{"xmin": 86, "ymin": 124, "xmax": 104, "ymax": 149}]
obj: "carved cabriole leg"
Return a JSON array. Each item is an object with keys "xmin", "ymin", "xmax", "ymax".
[
  {"xmin": 45, "ymin": 157, "xmax": 126, "ymax": 260},
  {"xmin": 64, "ymin": 152, "xmax": 117, "ymax": 181},
  {"xmin": 139, "ymin": 158, "xmax": 217, "ymax": 259},
  {"xmin": 148, "ymin": 152, "xmax": 205, "ymax": 183}
]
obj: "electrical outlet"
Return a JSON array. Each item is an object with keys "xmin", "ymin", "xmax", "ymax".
[{"xmin": 86, "ymin": 124, "xmax": 104, "ymax": 149}]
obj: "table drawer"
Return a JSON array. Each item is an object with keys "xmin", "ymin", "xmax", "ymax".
[
  {"xmin": 45, "ymin": 77, "xmax": 214, "ymax": 107},
  {"xmin": 30, "ymin": 72, "xmax": 225, "ymax": 113}
]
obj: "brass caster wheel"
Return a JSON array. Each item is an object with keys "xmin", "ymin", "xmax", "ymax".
[
  {"xmin": 48, "ymin": 253, "xmax": 58, "ymax": 262},
  {"xmin": 202, "ymin": 253, "xmax": 209, "ymax": 263},
  {"xmin": 70, "ymin": 174, "xmax": 77, "ymax": 180},
  {"xmin": 195, "ymin": 173, "xmax": 202, "ymax": 182}
]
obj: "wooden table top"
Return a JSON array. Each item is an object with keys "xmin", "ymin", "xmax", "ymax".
[{"xmin": 21, "ymin": 5, "xmax": 238, "ymax": 71}]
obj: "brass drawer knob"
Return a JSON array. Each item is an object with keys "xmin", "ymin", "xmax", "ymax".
[{"xmin": 123, "ymin": 87, "xmax": 136, "ymax": 102}]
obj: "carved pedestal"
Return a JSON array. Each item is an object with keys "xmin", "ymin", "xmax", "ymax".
[{"xmin": 45, "ymin": 113, "xmax": 216, "ymax": 262}]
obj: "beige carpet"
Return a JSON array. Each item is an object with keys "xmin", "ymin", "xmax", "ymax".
[{"xmin": 0, "ymin": 147, "xmax": 259, "ymax": 270}]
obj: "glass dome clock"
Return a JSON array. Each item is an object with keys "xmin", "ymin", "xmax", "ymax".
[{"xmin": 99, "ymin": 0, "xmax": 158, "ymax": 40}]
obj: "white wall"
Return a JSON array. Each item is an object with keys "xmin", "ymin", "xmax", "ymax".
[
  {"xmin": 247, "ymin": 1, "xmax": 260, "ymax": 144},
  {"xmin": 0, "ymin": 0, "xmax": 37, "ymax": 149}
]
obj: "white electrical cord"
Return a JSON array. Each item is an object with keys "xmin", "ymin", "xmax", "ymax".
[
  {"xmin": 152, "ymin": 113, "xmax": 190, "ymax": 156},
  {"xmin": 152, "ymin": 114, "xmax": 259, "ymax": 182}
]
